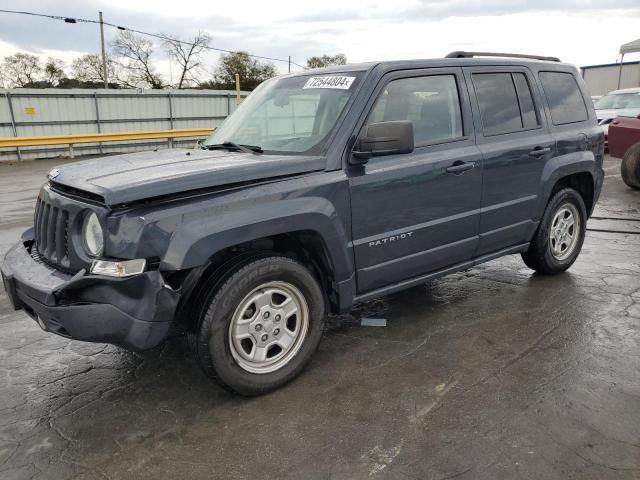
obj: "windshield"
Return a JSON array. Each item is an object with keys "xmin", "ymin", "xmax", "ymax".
[
  {"xmin": 594, "ymin": 92, "xmax": 640, "ymax": 110},
  {"xmin": 204, "ymin": 72, "xmax": 363, "ymax": 154}
]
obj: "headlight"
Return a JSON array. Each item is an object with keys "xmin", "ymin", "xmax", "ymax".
[{"xmin": 83, "ymin": 212, "xmax": 104, "ymax": 257}]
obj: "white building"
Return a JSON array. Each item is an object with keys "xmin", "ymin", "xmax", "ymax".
[{"xmin": 581, "ymin": 38, "xmax": 640, "ymax": 96}]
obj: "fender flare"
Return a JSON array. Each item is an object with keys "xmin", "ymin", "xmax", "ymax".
[
  {"xmin": 536, "ymin": 152, "xmax": 596, "ymax": 219},
  {"xmin": 160, "ymin": 197, "xmax": 354, "ymax": 282}
]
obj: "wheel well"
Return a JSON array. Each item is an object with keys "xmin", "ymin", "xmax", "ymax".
[
  {"xmin": 550, "ymin": 172, "xmax": 595, "ymax": 215},
  {"xmin": 173, "ymin": 231, "xmax": 338, "ymax": 331}
]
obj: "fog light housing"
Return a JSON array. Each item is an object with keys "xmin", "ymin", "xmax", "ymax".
[{"xmin": 90, "ymin": 259, "xmax": 146, "ymax": 278}]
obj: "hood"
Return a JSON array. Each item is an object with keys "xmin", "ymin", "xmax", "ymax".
[
  {"xmin": 595, "ymin": 108, "xmax": 640, "ymax": 123},
  {"xmin": 50, "ymin": 148, "xmax": 326, "ymax": 206}
]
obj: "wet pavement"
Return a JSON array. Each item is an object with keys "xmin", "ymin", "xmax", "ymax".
[{"xmin": 0, "ymin": 156, "xmax": 639, "ymax": 480}]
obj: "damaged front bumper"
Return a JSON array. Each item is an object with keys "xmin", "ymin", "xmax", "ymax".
[{"xmin": 1, "ymin": 231, "xmax": 179, "ymax": 351}]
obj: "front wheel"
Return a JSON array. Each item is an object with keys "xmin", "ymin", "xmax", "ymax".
[
  {"xmin": 521, "ymin": 188, "xmax": 587, "ymax": 274},
  {"xmin": 191, "ymin": 256, "xmax": 326, "ymax": 396}
]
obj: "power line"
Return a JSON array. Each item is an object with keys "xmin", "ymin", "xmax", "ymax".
[{"xmin": 0, "ymin": 8, "xmax": 307, "ymax": 69}]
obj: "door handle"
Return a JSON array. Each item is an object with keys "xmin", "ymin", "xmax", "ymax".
[
  {"xmin": 528, "ymin": 146, "xmax": 552, "ymax": 157},
  {"xmin": 446, "ymin": 161, "xmax": 476, "ymax": 174}
]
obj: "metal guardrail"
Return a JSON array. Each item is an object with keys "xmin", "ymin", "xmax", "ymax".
[
  {"xmin": 0, "ymin": 128, "xmax": 214, "ymax": 159},
  {"xmin": 1, "ymin": 89, "xmax": 243, "ymax": 160}
]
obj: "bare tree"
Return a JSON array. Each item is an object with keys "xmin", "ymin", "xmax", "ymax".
[
  {"xmin": 112, "ymin": 31, "xmax": 163, "ymax": 89},
  {"xmin": 43, "ymin": 57, "xmax": 66, "ymax": 86},
  {"xmin": 71, "ymin": 53, "xmax": 118, "ymax": 85},
  {"xmin": 162, "ymin": 31, "xmax": 210, "ymax": 89},
  {"xmin": 2, "ymin": 53, "xmax": 42, "ymax": 87}
]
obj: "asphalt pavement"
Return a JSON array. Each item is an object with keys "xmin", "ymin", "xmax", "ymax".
[{"xmin": 0, "ymin": 155, "xmax": 638, "ymax": 480}]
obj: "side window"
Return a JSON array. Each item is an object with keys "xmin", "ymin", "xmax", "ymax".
[
  {"xmin": 512, "ymin": 73, "xmax": 539, "ymax": 129},
  {"xmin": 473, "ymin": 72, "xmax": 540, "ymax": 135},
  {"xmin": 367, "ymin": 75, "xmax": 463, "ymax": 146},
  {"xmin": 539, "ymin": 71, "xmax": 588, "ymax": 125}
]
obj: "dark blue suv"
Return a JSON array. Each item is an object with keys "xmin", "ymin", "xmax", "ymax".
[{"xmin": 1, "ymin": 52, "xmax": 604, "ymax": 395}]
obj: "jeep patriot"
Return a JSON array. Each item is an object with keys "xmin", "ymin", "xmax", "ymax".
[{"xmin": 1, "ymin": 52, "xmax": 605, "ymax": 395}]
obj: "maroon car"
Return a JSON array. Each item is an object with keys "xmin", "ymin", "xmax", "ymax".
[{"xmin": 608, "ymin": 114, "xmax": 640, "ymax": 189}]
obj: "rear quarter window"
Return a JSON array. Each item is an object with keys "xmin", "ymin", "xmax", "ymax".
[{"xmin": 539, "ymin": 71, "xmax": 588, "ymax": 125}]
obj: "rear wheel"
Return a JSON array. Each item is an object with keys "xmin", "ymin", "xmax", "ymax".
[
  {"xmin": 621, "ymin": 144, "xmax": 640, "ymax": 190},
  {"xmin": 191, "ymin": 256, "xmax": 325, "ymax": 396},
  {"xmin": 522, "ymin": 188, "xmax": 587, "ymax": 274}
]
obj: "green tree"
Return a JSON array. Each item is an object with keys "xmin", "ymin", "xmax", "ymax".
[
  {"xmin": 306, "ymin": 53, "xmax": 347, "ymax": 69},
  {"xmin": 202, "ymin": 51, "xmax": 277, "ymax": 91},
  {"xmin": 43, "ymin": 58, "xmax": 66, "ymax": 86}
]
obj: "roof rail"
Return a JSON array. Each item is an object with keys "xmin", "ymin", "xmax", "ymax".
[{"xmin": 445, "ymin": 51, "xmax": 561, "ymax": 62}]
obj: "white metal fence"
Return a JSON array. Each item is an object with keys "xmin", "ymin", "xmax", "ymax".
[
  {"xmin": 581, "ymin": 61, "xmax": 640, "ymax": 96},
  {"xmin": 0, "ymin": 88, "xmax": 248, "ymax": 161}
]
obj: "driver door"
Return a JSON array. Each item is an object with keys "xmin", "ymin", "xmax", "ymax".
[{"xmin": 348, "ymin": 68, "xmax": 483, "ymax": 294}]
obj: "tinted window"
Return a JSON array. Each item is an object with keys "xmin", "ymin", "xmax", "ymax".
[
  {"xmin": 513, "ymin": 73, "xmax": 539, "ymax": 129},
  {"xmin": 473, "ymin": 73, "xmax": 523, "ymax": 135},
  {"xmin": 539, "ymin": 71, "xmax": 588, "ymax": 125},
  {"xmin": 367, "ymin": 75, "xmax": 463, "ymax": 145}
]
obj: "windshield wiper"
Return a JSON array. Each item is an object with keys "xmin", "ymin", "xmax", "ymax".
[{"xmin": 203, "ymin": 141, "xmax": 263, "ymax": 154}]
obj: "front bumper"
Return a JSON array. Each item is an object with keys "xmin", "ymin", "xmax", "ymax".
[{"xmin": 1, "ymin": 231, "xmax": 179, "ymax": 351}]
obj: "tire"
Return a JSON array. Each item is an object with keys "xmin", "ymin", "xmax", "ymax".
[
  {"xmin": 521, "ymin": 188, "xmax": 587, "ymax": 275},
  {"xmin": 191, "ymin": 256, "xmax": 326, "ymax": 396},
  {"xmin": 621, "ymin": 144, "xmax": 640, "ymax": 190}
]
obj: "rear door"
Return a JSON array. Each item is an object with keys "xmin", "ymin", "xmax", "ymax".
[
  {"xmin": 348, "ymin": 68, "xmax": 483, "ymax": 294},
  {"xmin": 537, "ymin": 69, "xmax": 600, "ymax": 170},
  {"xmin": 464, "ymin": 66, "xmax": 555, "ymax": 256}
]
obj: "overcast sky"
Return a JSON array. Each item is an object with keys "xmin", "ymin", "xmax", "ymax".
[{"xmin": 0, "ymin": 0, "xmax": 639, "ymax": 83}]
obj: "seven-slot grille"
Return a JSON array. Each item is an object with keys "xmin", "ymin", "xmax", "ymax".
[{"xmin": 34, "ymin": 196, "xmax": 70, "ymax": 269}]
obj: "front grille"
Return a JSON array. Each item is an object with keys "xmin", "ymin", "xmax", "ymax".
[{"xmin": 34, "ymin": 196, "xmax": 71, "ymax": 269}]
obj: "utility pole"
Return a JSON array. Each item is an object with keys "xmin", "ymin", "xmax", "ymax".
[
  {"xmin": 617, "ymin": 53, "xmax": 625, "ymax": 89},
  {"xmin": 235, "ymin": 73, "xmax": 241, "ymax": 105},
  {"xmin": 288, "ymin": 55, "xmax": 291, "ymax": 73},
  {"xmin": 99, "ymin": 11, "xmax": 108, "ymax": 89}
]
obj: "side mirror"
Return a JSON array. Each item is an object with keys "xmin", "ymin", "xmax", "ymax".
[{"xmin": 351, "ymin": 120, "xmax": 414, "ymax": 164}]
